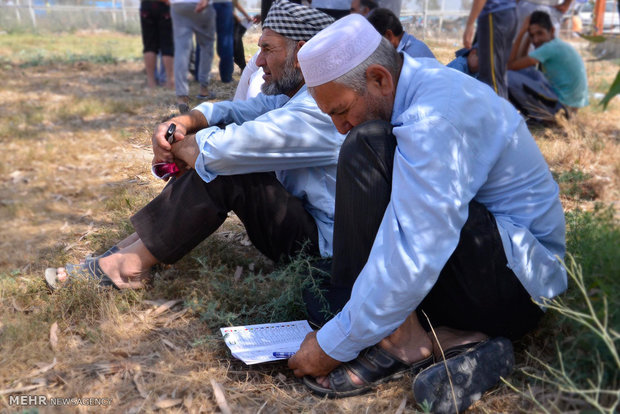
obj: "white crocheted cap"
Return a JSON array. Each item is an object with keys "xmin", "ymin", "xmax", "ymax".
[{"xmin": 298, "ymin": 14, "xmax": 382, "ymax": 87}]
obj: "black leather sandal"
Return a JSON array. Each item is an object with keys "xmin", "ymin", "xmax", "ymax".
[{"xmin": 303, "ymin": 345, "xmax": 434, "ymax": 398}]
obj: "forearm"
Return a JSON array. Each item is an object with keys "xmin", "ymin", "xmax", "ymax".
[
  {"xmin": 508, "ymin": 28, "xmax": 528, "ymax": 65},
  {"xmin": 466, "ymin": 0, "xmax": 487, "ymax": 26},
  {"xmin": 171, "ymin": 109, "xmax": 209, "ymax": 135}
]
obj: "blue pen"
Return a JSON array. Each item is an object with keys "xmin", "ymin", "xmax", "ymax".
[{"xmin": 273, "ymin": 351, "xmax": 295, "ymax": 358}]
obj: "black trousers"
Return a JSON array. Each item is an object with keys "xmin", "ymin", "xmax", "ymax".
[
  {"xmin": 305, "ymin": 120, "xmax": 542, "ymax": 340},
  {"xmin": 131, "ymin": 171, "xmax": 320, "ymax": 264}
]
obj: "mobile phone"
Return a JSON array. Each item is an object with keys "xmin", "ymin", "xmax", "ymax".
[{"xmin": 165, "ymin": 123, "xmax": 176, "ymax": 144}]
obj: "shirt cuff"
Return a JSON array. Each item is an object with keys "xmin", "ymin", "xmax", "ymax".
[
  {"xmin": 194, "ymin": 101, "xmax": 215, "ymax": 124},
  {"xmin": 194, "ymin": 127, "xmax": 220, "ymax": 183},
  {"xmin": 316, "ymin": 315, "xmax": 363, "ymax": 362}
]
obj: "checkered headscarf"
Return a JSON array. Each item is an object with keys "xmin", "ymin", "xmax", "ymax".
[{"xmin": 263, "ymin": 0, "xmax": 335, "ymax": 41}]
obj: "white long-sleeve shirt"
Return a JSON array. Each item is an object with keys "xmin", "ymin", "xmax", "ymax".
[
  {"xmin": 317, "ymin": 55, "xmax": 567, "ymax": 361},
  {"xmin": 193, "ymin": 86, "xmax": 346, "ymax": 257}
]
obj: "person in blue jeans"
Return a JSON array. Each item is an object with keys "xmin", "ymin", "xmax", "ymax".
[{"xmin": 212, "ymin": 0, "xmax": 235, "ymax": 82}]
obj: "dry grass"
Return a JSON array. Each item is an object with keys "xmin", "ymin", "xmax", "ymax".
[{"xmin": 0, "ymin": 29, "xmax": 618, "ymax": 413}]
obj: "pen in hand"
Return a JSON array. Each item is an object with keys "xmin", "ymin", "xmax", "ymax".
[{"xmin": 273, "ymin": 352, "xmax": 295, "ymax": 358}]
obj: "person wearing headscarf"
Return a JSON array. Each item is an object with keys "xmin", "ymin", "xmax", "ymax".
[{"xmin": 46, "ymin": 2, "xmax": 342, "ymax": 297}]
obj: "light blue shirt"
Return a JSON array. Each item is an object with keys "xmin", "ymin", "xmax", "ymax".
[
  {"xmin": 194, "ymin": 86, "xmax": 346, "ymax": 257},
  {"xmin": 529, "ymin": 38, "xmax": 589, "ymax": 108},
  {"xmin": 397, "ymin": 32, "xmax": 435, "ymax": 59},
  {"xmin": 317, "ymin": 55, "xmax": 567, "ymax": 362}
]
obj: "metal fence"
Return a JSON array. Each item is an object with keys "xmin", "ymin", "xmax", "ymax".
[{"xmin": 0, "ymin": 1, "xmax": 475, "ymax": 36}]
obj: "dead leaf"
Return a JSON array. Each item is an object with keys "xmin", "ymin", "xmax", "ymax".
[
  {"xmin": 49, "ymin": 322, "xmax": 58, "ymax": 352},
  {"xmin": 0, "ymin": 382, "xmax": 47, "ymax": 396},
  {"xmin": 151, "ymin": 299, "xmax": 182, "ymax": 317},
  {"xmin": 276, "ymin": 373, "xmax": 287, "ymax": 382},
  {"xmin": 233, "ymin": 266, "xmax": 243, "ymax": 282},
  {"xmin": 154, "ymin": 398, "xmax": 183, "ymax": 409},
  {"xmin": 24, "ymin": 358, "xmax": 57, "ymax": 380},
  {"xmin": 183, "ymin": 393, "xmax": 193, "ymax": 411},
  {"xmin": 133, "ymin": 372, "xmax": 148, "ymax": 399},
  {"xmin": 161, "ymin": 339, "xmax": 178, "ymax": 351},
  {"xmin": 395, "ymin": 397, "xmax": 407, "ymax": 414},
  {"xmin": 210, "ymin": 379, "xmax": 232, "ymax": 414},
  {"xmin": 111, "ymin": 349, "xmax": 130, "ymax": 358}
]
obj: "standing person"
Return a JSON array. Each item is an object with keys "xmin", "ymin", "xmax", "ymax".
[
  {"xmin": 463, "ymin": 0, "xmax": 517, "ymax": 98},
  {"xmin": 170, "ymin": 0, "xmax": 216, "ymax": 113},
  {"xmin": 232, "ymin": 0, "xmax": 253, "ymax": 71},
  {"xmin": 140, "ymin": 0, "xmax": 174, "ymax": 89},
  {"xmin": 212, "ymin": 0, "xmax": 235, "ymax": 82}
]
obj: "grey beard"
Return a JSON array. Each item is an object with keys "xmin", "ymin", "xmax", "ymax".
[{"xmin": 261, "ymin": 59, "xmax": 304, "ymax": 96}]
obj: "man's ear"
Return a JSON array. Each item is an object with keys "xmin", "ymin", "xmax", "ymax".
[
  {"xmin": 365, "ymin": 64, "xmax": 394, "ymax": 96},
  {"xmin": 384, "ymin": 30, "xmax": 399, "ymax": 49},
  {"xmin": 294, "ymin": 40, "xmax": 306, "ymax": 69}
]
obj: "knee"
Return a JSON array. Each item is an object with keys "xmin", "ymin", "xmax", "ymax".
[{"xmin": 339, "ymin": 120, "xmax": 396, "ymax": 164}]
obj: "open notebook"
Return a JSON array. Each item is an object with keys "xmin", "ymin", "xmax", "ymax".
[{"xmin": 220, "ymin": 320, "xmax": 313, "ymax": 365}]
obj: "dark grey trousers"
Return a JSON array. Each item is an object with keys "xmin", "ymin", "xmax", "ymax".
[
  {"xmin": 304, "ymin": 120, "xmax": 542, "ymax": 340},
  {"xmin": 476, "ymin": 8, "xmax": 518, "ymax": 99}
]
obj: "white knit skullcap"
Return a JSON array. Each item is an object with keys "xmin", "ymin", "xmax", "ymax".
[{"xmin": 298, "ymin": 14, "xmax": 382, "ymax": 87}]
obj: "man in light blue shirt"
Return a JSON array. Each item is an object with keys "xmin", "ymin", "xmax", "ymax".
[
  {"xmin": 290, "ymin": 15, "xmax": 566, "ymax": 413},
  {"xmin": 367, "ymin": 7, "xmax": 435, "ymax": 59},
  {"xmin": 47, "ymin": 1, "xmax": 343, "ymax": 290}
]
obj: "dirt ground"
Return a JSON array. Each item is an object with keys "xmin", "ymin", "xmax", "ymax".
[{"xmin": 0, "ymin": 30, "xmax": 618, "ymax": 413}]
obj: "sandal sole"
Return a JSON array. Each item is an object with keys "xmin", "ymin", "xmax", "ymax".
[{"xmin": 412, "ymin": 337, "xmax": 514, "ymax": 414}]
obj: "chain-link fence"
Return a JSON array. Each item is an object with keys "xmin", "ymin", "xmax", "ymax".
[{"xmin": 0, "ymin": 0, "xmax": 591, "ymax": 37}]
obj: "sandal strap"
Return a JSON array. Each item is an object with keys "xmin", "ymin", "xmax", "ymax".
[
  {"xmin": 65, "ymin": 258, "xmax": 119, "ymax": 289},
  {"xmin": 328, "ymin": 365, "xmax": 363, "ymax": 392},
  {"xmin": 344, "ymin": 345, "xmax": 432, "ymax": 386}
]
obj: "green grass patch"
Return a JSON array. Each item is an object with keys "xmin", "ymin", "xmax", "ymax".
[
  {"xmin": 510, "ymin": 205, "xmax": 620, "ymax": 411},
  {"xmin": 553, "ymin": 167, "xmax": 596, "ymax": 200},
  {"xmin": 0, "ymin": 32, "xmax": 142, "ymax": 66}
]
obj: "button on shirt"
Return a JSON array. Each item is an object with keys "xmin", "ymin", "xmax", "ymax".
[
  {"xmin": 397, "ymin": 32, "xmax": 436, "ymax": 59},
  {"xmin": 193, "ymin": 86, "xmax": 346, "ymax": 257},
  {"xmin": 317, "ymin": 55, "xmax": 567, "ymax": 362}
]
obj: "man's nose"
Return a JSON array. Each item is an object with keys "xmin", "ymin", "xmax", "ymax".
[
  {"xmin": 332, "ymin": 116, "xmax": 352, "ymax": 135},
  {"xmin": 256, "ymin": 51, "xmax": 266, "ymax": 67}
]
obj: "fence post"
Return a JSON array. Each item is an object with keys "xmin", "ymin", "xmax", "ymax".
[
  {"xmin": 15, "ymin": 0, "xmax": 22, "ymax": 23},
  {"xmin": 121, "ymin": 0, "xmax": 127, "ymax": 25},
  {"xmin": 112, "ymin": 0, "xmax": 117, "ymax": 24},
  {"xmin": 422, "ymin": 0, "xmax": 428, "ymax": 39},
  {"xmin": 28, "ymin": 0, "xmax": 36, "ymax": 28},
  {"xmin": 439, "ymin": 0, "xmax": 446, "ymax": 32}
]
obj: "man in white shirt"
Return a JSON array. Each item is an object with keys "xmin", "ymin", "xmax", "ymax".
[
  {"xmin": 289, "ymin": 14, "xmax": 566, "ymax": 414},
  {"xmin": 46, "ymin": 1, "xmax": 342, "ymax": 291}
]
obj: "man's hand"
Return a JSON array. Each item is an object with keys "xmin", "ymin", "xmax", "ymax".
[
  {"xmin": 195, "ymin": 0, "xmax": 208, "ymax": 13},
  {"xmin": 152, "ymin": 120, "xmax": 188, "ymax": 164},
  {"xmin": 554, "ymin": 1, "xmax": 571, "ymax": 14},
  {"xmin": 171, "ymin": 134, "xmax": 200, "ymax": 169},
  {"xmin": 288, "ymin": 332, "xmax": 341, "ymax": 378}
]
